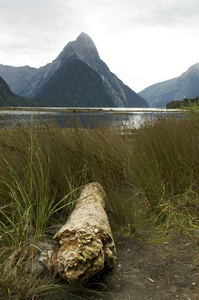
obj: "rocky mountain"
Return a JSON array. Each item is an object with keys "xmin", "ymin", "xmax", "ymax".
[
  {"xmin": 0, "ymin": 65, "xmax": 38, "ymax": 96},
  {"xmin": 0, "ymin": 32, "xmax": 148, "ymax": 108},
  {"xmin": 37, "ymin": 56, "xmax": 115, "ymax": 107},
  {"xmin": 0, "ymin": 76, "xmax": 32, "ymax": 107},
  {"xmin": 139, "ymin": 63, "xmax": 199, "ymax": 108}
]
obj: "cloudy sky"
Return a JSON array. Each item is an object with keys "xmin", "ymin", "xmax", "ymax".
[{"xmin": 1, "ymin": 0, "xmax": 199, "ymax": 92}]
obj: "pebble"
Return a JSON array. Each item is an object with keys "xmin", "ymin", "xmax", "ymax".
[
  {"xmin": 114, "ymin": 284, "xmax": 121, "ymax": 288},
  {"xmin": 193, "ymin": 229, "xmax": 199, "ymax": 235},
  {"xmin": 182, "ymin": 295, "xmax": 191, "ymax": 300},
  {"xmin": 183, "ymin": 242, "xmax": 191, "ymax": 247},
  {"xmin": 190, "ymin": 265, "xmax": 197, "ymax": 271},
  {"xmin": 169, "ymin": 286, "xmax": 177, "ymax": 293}
]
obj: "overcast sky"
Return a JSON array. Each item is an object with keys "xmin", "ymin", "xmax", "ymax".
[{"xmin": 1, "ymin": 0, "xmax": 199, "ymax": 92}]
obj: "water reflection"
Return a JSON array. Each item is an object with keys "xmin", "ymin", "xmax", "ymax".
[{"xmin": 0, "ymin": 108, "xmax": 179, "ymax": 129}]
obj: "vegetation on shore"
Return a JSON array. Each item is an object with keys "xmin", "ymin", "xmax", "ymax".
[
  {"xmin": 0, "ymin": 112, "xmax": 199, "ymax": 299},
  {"xmin": 166, "ymin": 96, "xmax": 199, "ymax": 109}
]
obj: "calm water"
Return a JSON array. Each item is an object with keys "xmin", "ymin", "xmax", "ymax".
[{"xmin": 0, "ymin": 107, "xmax": 180, "ymax": 129}]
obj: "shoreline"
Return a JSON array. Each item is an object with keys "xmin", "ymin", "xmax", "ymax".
[{"xmin": 0, "ymin": 106, "xmax": 181, "ymax": 114}]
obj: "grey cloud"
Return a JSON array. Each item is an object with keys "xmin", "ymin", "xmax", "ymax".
[
  {"xmin": 2, "ymin": 0, "xmax": 199, "ymax": 37},
  {"xmin": 99, "ymin": 0, "xmax": 199, "ymax": 29},
  {"xmin": 1, "ymin": 0, "xmax": 199, "ymax": 89},
  {"xmin": 133, "ymin": 0, "xmax": 199, "ymax": 28}
]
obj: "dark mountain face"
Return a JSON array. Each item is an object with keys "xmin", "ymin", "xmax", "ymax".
[
  {"xmin": 0, "ymin": 76, "xmax": 32, "ymax": 107},
  {"xmin": 37, "ymin": 57, "xmax": 115, "ymax": 107},
  {"xmin": 139, "ymin": 63, "xmax": 199, "ymax": 108},
  {"xmin": 66, "ymin": 33, "xmax": 148, "ymax": 107},
  {"xmin": 0, "ymin": 64, "xmax": 37, "ymax": 96},
  {"xmin": 0, "ymin": 32, "xmax": 148, "ymax": 108}
]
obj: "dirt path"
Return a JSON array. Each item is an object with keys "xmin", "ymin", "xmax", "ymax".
[
  {"xmin": 100, "ymin": 233, "xmax": 199, "ymax": 300},
  {"xmin": 48, "ymin": 232, "xmax": 199, "ymax": 300}
]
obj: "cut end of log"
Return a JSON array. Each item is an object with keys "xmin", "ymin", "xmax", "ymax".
[{"xmin": 39, "ymin": 182, "xmax": 117, "ymax": 285}]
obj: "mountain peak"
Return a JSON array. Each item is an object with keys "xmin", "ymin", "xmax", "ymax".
[
  {"xmin": 186, "ymin": 63, "xmax": 199, "ymax": 73},
  {"xmin": 139, "ymin": 62, "xmax": 199, "ymax": 107},
  {"xmin": 190, "ymin": 62, "xmax": 199, "ymax": 69},
  {"xmin": 72, "ymin": 32, "xmax": 100, "ymax": 61},
  {"xmin": 179, "ymin": 63, "xmax": 199, "ymax": 81},
  {"xmin": 76, "ymin": 32, "xmax": 93, "ymax": 42},
  {"xmin": 0, "ymin": 33, "xmax": 149, "ymax": 108}
]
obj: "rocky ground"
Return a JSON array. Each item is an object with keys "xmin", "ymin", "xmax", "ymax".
[{"xmin": 45, "ymin": 231, "xmax": 199, "ymax": 300}]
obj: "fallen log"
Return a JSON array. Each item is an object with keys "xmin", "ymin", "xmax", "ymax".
[{"xmin": 39, "ymin": 182, "xmax": 117, "ymax": 285}]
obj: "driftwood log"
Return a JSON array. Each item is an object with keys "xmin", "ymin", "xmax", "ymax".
[{"xmin": 39, "ymin": 182, "xmax": 116, "ymax": 285}]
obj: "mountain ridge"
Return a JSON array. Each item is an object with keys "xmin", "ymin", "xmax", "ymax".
[
  {"xmin": 37, "ymin": 56, "xmax": 116, "ymax": 107},
  {"xmin": 139, "ymin": 63, "xmax": 199, "ymax": 107},
  {"xmin": 0, "ymin": 76, "xmax": 33, "ymax": 107},
  {"xmin": 0, "ymin": 33, "xmax": 148, "ymax": 108}
]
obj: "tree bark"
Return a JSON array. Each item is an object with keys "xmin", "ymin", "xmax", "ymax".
[{"xmin": 39, "ymin": 182, "xmax": 116, "ymax": 285}]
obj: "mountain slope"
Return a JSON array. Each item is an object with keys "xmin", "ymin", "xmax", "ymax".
[
  {"xmin": 139, "ymin": 63, "xmax": 199, "ymax": 107},
  {"xmin": 37, "ymin": 56, "xmax": 115, "ymax": 107},
  {"xmin": 53, "ymin": 32, "xmax": 148, "ymax": 107},
  {"xmin": 0, "ymin": 33, "xmax": 148, "ymax": 108},
  {"xmin": 0, "ymin": 76, "xmax": 32, "ymax": 107},
  {"xmin": 0, "ymin": 64, "xmax": 37, "ymax": 96}
]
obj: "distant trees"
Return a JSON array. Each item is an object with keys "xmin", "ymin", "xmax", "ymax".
[{"xmin": 166, "ymin": 96, "xmax": 199, "ymax": 109}]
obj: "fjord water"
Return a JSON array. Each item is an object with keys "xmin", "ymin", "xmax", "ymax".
[{"xmin": 0, "ymin": 107, "xmax": 179, "ymax": 129}]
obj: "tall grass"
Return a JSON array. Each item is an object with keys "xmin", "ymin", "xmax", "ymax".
[
  {"xmin": 1, "ymin": 113, "xmax": 199, "ymax": 233},
  {"xmin": 130, "ymin": 115, "xmax": 199, "ymax": 210},
  {"xmin": 0, "ymin": 112, "xmax": 199, "ymax": 298}
]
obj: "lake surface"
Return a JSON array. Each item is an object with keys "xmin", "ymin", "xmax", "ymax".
[{"xmin": 0, "ymin": 107, "xmax": 180, "ymax": 129}]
